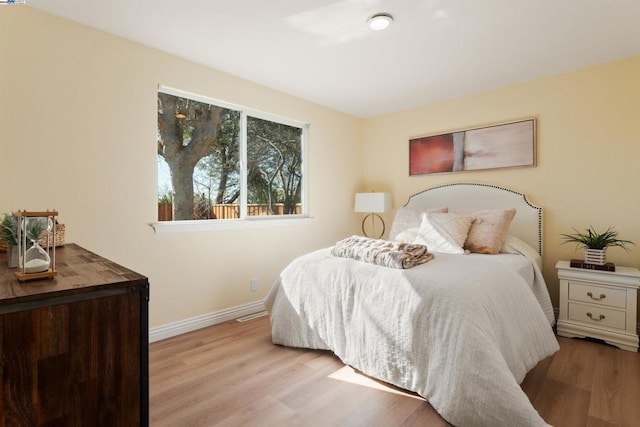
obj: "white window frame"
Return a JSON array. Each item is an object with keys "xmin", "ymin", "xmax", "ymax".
[{"xmin": 153, "ymin": 85, "xmax": 312, "ymax": 233}]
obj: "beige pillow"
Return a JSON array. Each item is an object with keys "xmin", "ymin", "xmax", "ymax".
[
  {"xmin": 458, "ymin": 209, "xmax": 516, "ymax": 254},
  {"xmin": 414, "ymin": 212, "xmax": 475, "ymax": 254},
  {"xmin": 389, "ymin": 206, "xmax": 448, "ymax": 241}
]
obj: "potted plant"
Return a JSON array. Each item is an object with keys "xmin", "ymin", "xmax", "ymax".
[
  {"xmin": 1, "ymin": 213, "xmax": 19, "ymax": 268},
  {"xmin": 561, "ymin": 225, "xmax": 633, "ymax": 265}
]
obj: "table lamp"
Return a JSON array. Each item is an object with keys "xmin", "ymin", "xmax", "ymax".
[{"xmin": 354, "ymin": 192, "xmax": 391, "ymax": 239}]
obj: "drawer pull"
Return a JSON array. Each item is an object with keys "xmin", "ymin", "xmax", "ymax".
[
  {"xmin": 586, "ymin": 312, "xmax": 605, "ymax": 321},
  {"xmin": 587, "ymin": 292, "xmax": 606, "ymax": 301}
]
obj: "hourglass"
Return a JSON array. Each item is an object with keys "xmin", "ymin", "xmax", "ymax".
[{"xmin": 14, "ymin": 210, "xmax": 58, "ymax": 281}]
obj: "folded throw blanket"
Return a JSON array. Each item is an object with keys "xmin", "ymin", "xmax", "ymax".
[{"xmin": 331, "ymin": 235, "xmax": 434, "ymax": 269}]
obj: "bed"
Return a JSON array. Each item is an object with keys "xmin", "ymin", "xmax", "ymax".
[{"xmin": 265, "ymin": 183, "xmax": 559, "ymax": 426}]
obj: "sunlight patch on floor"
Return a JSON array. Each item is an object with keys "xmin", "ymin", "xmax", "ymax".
[{"xmin": 328, "ymin": 366, "xmax": 424, "ymax": 401}]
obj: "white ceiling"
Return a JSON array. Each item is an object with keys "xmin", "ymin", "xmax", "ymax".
[{"xmin": 26, "ymin": 0, "xmax": 640, "ymax": 118}]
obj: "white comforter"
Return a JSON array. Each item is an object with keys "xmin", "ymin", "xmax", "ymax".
[{"xmin": 265, "ymin": 249, "xmax": 559, "ymax": 426}]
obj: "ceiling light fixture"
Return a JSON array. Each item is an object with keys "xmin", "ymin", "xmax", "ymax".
[{"xmin": 368, "ymin": 13, "xmax": 393, "ymax": 31}]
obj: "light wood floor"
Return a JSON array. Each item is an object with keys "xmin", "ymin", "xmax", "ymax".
[{"xmin": 149, "ymin": 316, "xmax": 640, "ymax": 426}]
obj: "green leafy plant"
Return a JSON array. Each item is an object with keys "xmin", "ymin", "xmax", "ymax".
[
  {"xmin": 561, "ymin": 226, "xmax": 634, "ymax": 251},
  {"xmin": 1, "ymin": 213, "xmax": 18, "ymax": 246},
  {"xmin": 158, "ymin": 192, "xmax": 173, "ymax": 204},
  {"xmin": 26, "ymin": 218, "xmax": 45, "ymax": 242},
  {"xmin": 158, "ymin": 185, "xmax": 173, "ymax": 204}
]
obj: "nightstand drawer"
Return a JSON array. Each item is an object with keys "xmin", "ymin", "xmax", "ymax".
[
  {"xmin": 568, "ymin": 302, "xmax": 626, "ymax": 330},
  {"xmin": 568, "ymin": 282, "xmax": 626, "ymax": 308}
]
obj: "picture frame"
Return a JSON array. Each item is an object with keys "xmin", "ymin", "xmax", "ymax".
[{"xmin": 409, "ymin": 118, "xmax": 536, "ymax": 176}]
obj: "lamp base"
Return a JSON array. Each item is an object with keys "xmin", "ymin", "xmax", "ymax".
[{"xmin": 362, "ymin": 213, "xmax": 386, "ymax": 239}]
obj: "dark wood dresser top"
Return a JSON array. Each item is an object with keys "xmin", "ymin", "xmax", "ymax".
[{"xmin": 0, "ymin": 243, "xmax": 148, "ymax": 306}]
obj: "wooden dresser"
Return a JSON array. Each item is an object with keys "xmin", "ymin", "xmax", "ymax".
[{"xmin": 0, "ymin": 243, "xmax": 149, "ymax": 426}]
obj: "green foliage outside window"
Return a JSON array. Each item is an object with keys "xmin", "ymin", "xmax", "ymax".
[{"xmin": 157, "ymin": 89, "xmax": 304, "ymax": 221}]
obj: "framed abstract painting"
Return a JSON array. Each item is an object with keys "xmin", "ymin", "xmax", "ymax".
[{"xmin": 409, "ymin": 118, "xmax": 536, "ymax": 176}]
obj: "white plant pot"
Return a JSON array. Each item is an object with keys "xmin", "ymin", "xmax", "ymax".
[
  {"xmin": 7, "ymin": 245, "xmax": 19, "ymax": 268},
  {"xmin": 584, "ymin": 248, "xmax": 607, "ymax": 265}
]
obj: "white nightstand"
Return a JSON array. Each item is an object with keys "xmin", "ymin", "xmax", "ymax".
[{"xmin": 556, "ymin": 261, "xmax": 640, "ymax": 352}]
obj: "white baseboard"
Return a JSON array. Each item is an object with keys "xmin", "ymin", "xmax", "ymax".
[{"xmin": 149, "ymin": 300, "xmax": 266, "ymax": 343}]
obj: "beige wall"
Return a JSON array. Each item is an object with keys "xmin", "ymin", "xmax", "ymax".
[
  {"xmin": 0, "ymin": 7, "xmax": 363, "ymax": 327},
  {"xmin": 362, "ymin": 56, "xmax": 640, "ymax": 310}
]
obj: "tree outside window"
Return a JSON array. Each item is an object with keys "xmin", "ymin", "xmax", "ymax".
[{"xmin": 157, "ymin": 88, "xmax": 304, "ymax": 221}]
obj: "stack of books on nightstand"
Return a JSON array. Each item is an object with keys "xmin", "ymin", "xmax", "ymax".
[{"xmin": 570, "ymin": 259, "xmax": 615, "ymax": 272}]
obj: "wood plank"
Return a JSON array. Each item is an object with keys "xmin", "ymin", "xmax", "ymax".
[
  {"xmin": 37, "ymin": 353, "xmax": 71, "ymax": 424},
  {"xmin": 531, "ymin": 379, "xmax": 591, "ymax": 427},
  {"xmin": 587, "ymin": 417, "xmax": 619, "ymax": 427},
  {"xmin": 589, "ymin": 342, "xmax": 640, "ymax": 425},
  {"xmin": 546, "ymin": 336, "xmax": 598, "ymax": 391}
]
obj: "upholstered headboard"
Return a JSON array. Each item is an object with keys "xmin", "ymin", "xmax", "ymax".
[{"xmin": 404, "ymin": 183, "xmax": 543, "ymax": 256}]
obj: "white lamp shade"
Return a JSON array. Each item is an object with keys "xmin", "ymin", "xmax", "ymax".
[{"xmin": 354, "ymin": 192, "xmax": 391, "ymax": 213}]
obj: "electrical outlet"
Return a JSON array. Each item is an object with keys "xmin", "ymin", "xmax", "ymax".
[{"xmin": 250, "ymin": 278, "xmax": 258, "ymax": 292}]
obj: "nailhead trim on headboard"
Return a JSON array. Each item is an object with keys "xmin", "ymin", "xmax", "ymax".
[{"xmin": 405, "ymin": 183, "xmax": 543, "ymax": 257}]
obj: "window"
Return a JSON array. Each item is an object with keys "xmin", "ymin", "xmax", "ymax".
[{"xmin": 157, "ymin": 87, "xmax": 306, "ymax": 223}]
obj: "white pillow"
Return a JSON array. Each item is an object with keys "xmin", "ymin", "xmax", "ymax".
[
  {"xmin": 414, "ymin": 212, "xmax": 475, "ymax": 254},
  {"xmin": 394, "ymin": 227, "xmax": 420, "ymax": 244},
  {"xmin": 500, "ymin": 235, "xmax": 543, "ymax": 270},
  {"xmin": 389, "ymin": 206, "xmax": 448, "ymax": 241}
]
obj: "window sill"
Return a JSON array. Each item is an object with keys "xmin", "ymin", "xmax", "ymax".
[{"xmin": 151, "ymin": 216, "xmax": 314, "ymax": 234}]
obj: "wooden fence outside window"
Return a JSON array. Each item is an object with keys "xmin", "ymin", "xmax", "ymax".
[{"xmin": 158, "ymin": 203, "xmax": 301, "ymax": 221}]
